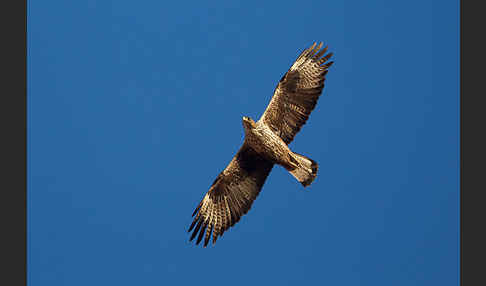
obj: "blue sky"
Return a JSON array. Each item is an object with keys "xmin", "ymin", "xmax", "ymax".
[{"xmin": 28, "ymin": 1, "xmax": 459, "ymax": 285}]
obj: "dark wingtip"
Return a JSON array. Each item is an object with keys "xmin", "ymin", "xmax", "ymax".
[
  {"xmin": 314, "ymin": 45, "xmax": 329, "ymax": 59},
  {"xmin": 188, "ymin": 219, "xmax": 197, "ymax": 232},
  {"xmin": 196, "ymin": 222, "xmax": 207, "ymax": 245},
  {"xmin": 192, "ymin": 204, "xmax": 201, "ymax": 217},
  {"xmin": 189, "ymin": 219, "xmax": 203, "ymax": 241}
]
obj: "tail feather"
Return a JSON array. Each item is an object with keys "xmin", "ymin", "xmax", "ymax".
[{"xmin": 288, "ymin": 152, "xmax": 318, "ymax": 187}]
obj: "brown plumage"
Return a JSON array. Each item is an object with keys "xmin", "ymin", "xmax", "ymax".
[
  {"xmin": 261, "ymin": 42, "xmax": 333, "ymax": 144},
  {"xmin": 188, "ymin": 42, "xmax": 334, "ymax": 247}
]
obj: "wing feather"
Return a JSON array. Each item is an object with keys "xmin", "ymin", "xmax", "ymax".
[
  {"xmin": 188, "ymin": 146, "xmax": 274, "ymax": 247},
  {"xmin": 259, "ymin": 42, "xmax": 334, "ymax": 144}
]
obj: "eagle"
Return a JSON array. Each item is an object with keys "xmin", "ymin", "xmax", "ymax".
[{"xmin": 188, "ymin": 42, "xmax": 334, "ymax": 247}]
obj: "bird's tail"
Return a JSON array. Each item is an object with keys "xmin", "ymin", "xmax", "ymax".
[{"xmin": 287, "ymin": 152, "xmax": 318, "ymax": 187}]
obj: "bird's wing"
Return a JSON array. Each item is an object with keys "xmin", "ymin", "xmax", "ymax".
[
  {"xmin": 259, "ymin": 42, "xmax": 334, "ymax": 144},
  {"xmin": 188, "ymin": 146, "xmax": 274, "ymax": 247}
]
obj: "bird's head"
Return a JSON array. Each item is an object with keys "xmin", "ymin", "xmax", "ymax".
[{"xmin": 242, "ymin": 116, "xmax": 256, "ymax": 130}]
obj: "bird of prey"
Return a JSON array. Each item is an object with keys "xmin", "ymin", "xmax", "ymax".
[{"xmin": 188, "ymin": 42, "xmax": 334, "ymax": 247}]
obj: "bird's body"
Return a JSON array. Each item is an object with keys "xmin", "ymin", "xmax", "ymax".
[
  {"xmin": 188, "ymin": 42, "xmax": 334, "ymax": 247},
  {"xmin": 242, "ymin": 117, "xmax": 295, "ymax": 170}
]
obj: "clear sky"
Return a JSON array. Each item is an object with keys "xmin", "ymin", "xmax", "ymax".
[{"xmin": 28, "ymin": 1, "xmax": 459, "ymax": 285}]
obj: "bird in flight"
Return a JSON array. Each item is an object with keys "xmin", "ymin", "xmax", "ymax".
[{"xmin": 188, "ymin": 42, "xmax": 334, "ymax": 247}]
